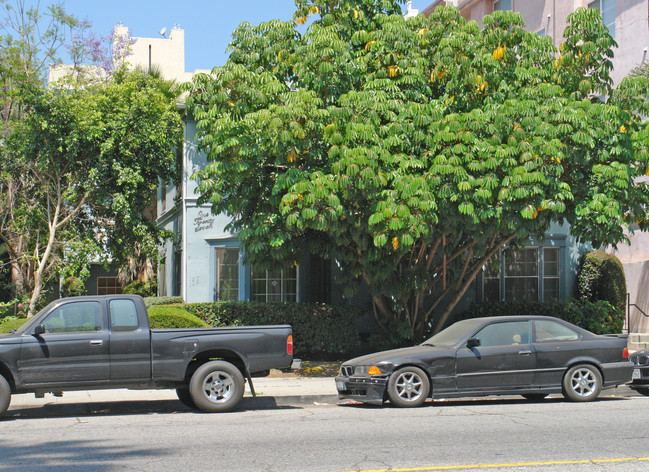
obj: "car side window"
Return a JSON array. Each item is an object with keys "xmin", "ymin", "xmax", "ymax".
[
  {"xmin": 473, "ymin": 321, "xmax": 531, "ymax": 347},
  {"xmin": 534, "ymin": 320, "xmax": 579, "ymax": 342},
  {"xmin": 41, "ymin": 302, "xmax": 102, "ymax": 333},
  {"xmin": 109, "ymin": 299, "xmax": 139, "ymax": 332}
]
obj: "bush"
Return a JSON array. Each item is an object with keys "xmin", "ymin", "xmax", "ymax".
[
  {"xmin": 460, "ymin": 298, "xmax": 624, "ymax": 334},
  {"xmin": 144, "ymin": 296, "xmax": 184, "ymax": 308},
  {"xmin": 61, "ymin": 277, "xmax": 86, "ymax": 298},
  {"xmin": 0, "ymin": 317, "xmax": 28, "ymax": 333},
  {"xmin": 183, "ymin": 301, "xmax": 362, "ymax": 359},
  {"xmin": 123, "ymin": 280, "xmax": 158, "ymax": 297},
  {"xmin": 148, "ymin": 305, "xmax": 209, "ymax": 329},
  {"xmin": 577, "ymin": 250, "xmax": 626, "ymax": 311}
]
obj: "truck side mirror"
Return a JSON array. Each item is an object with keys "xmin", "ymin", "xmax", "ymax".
[
  {"xmin": 467, "ymin": 337, "xmax": 480, "ymax": 349},
  {"xmin": 33, "ymin": 324, "xmax": 45, "ymax": 336}
]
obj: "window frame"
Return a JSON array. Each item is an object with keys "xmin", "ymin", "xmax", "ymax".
[
  {"xmin": 97, "ymin": 276, "xmax": 122, "ymax": 296},
  {"xmin": 215, "ymin": 246, "xmax": 240, "ymax": 301},
  {"xmin": 250, "ymin": 265, "xmax": 298, "ymax": 303}
]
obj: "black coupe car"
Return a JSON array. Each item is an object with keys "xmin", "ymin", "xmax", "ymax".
[
  {"xmin": 630, "ymin": 349, "xmax": 649, "ymax": 396},
  {"xmin": 336, "ymin": 316, "xmax": 633, "ymax": 407}
]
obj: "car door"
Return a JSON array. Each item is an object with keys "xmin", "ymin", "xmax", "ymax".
[
  {"xmin": 455, "ymin": 320, "xmax": 536, "ymax": 392},
  {"xmin": 108, "ymin": 298, "xmax": 151, "ymax": 380},
  {"xmin": 531, "ymin": 319, "xmax": 582, "ymax": 387},
  {"xmin": 18, "ymin": 300, "xmax": 110, "ymax": 385}
]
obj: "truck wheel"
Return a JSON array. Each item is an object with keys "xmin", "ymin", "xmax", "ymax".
[
  {"xmin": 176, "ymin": 388, "xmax": 197, "ymax": 409},
  {"xmin": 0, "ymin": 374, "xmax": 11, "ymax": 416},
  {"xmin": 189, "ymin": 361, "xmax": 244, "ymax": 412}
]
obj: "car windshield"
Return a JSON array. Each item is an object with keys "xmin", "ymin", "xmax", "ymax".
[{"xmin": 421, "ymin": 318, "xmax": 485, "ymax": 347}]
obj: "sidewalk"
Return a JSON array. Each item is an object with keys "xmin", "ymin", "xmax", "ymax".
[
  {"xmin": 5, "ymin": 377, "xmax": 341, "ymax": 418},
  {"xmin": 4, "ymin": 377, "xmax": 639, "ymax": 419}
]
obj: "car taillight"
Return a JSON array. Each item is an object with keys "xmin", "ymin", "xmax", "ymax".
[
  {"xmin": 623, "ymin": 347, "xmax": 629, "ymax": 359},
  {"xmin": 287, "ymin": 335, "xmax": 293, "ymax": 355}
]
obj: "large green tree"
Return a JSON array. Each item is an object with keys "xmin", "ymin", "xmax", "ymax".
[
  {"xmin": 185, "ymin": 1, "xmax": 649, "ymax": 341},
  {"xmin": 5, "ymin": 70, "xmax": 182, "ymax": 315}
]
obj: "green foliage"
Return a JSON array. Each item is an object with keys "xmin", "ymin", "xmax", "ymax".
[
  {"xmin": 0, "ymin": 316, "xmax": 28, "ymax": 333},
  {"xmin": 2, "ymin": 69, "xmax": 182, "ymax": 315},
  {"xmin": 184, "ymin": 301, "xmax": 362, "ymax": 359},
  {"xmin": 461, "ymin": 298, "xmax": 624, "ymax": 335},
  {"xmin": 185, "ymin": 3, "xmax": 649, "ymax": 340},
  {"xmin": 123, "ymin": 280, "xmax": 158, "ymax": 297},
  {"xmin": 61, "ymin": 277, "xmax": 86, "ymax": 298},
  {"xmin": 577, "ymin": 250, "xmax": 626, "ymax": 311},
  {"xmin": 148, "ymin": 305, "xmax": 209, "ymax": 329},
  {"xmin": 144, "ymin": 296, "xmax": 184, "ymax": 308}
]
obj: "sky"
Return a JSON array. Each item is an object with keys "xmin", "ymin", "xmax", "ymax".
[{"xmin": 61, "ymin": 0, "xmax": 430, "ymax": 72}]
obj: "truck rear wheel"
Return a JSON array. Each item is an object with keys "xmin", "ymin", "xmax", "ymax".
[
  {"xmin": 0, "ymin": 374, "xmax": 11, "ymax": 416},
  {"xmin": 189, "ymin": 360, "xmax": 244, "ymax": 412}
]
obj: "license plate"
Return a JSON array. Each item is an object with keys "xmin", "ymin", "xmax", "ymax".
[
  {"xmin": 336, "ymin": 381, "xmax": 346, "ymax": 391},
  {"xmin": 633, "ymin": 368, "xmax": 641, "ymax": 380}
]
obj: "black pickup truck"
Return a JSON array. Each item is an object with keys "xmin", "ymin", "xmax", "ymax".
[{"xmin": 0, "ymin": 295, "xmax": 296, "ymax": 415}]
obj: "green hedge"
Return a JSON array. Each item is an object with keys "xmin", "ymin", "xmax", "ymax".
[
  {"xmin": 124, "ymin": 280, "xmax": 158, "ymax": 297},
  {"xmin": 144, "ymin": 296, "xmax": 184, "ymax": 308},
  {"xmin": 0, "ymin": 317, "xmax": 28, "ymax": 333},
  {"xmin": 148, "ymin": 305, "xmax": 209, "ymax": 329},
  {"xmin": 183, "ymin": 301, "xmax": 362, "ymax": 359},
  {"xmin": 577, "ymin": 250, "xmax": 626, "ymax": 311},
  {"xmin": 460, "ymin": 298, "xmax": 623, "ymax": 335}
]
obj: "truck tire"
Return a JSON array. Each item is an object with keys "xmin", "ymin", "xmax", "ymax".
[
  {"xmin": 0, "ymin": 374, "xmax": 11, "ymax": 416},
  {"xmin": 189, "ymin": 360, "xmax": 244, "ymax": 413}
]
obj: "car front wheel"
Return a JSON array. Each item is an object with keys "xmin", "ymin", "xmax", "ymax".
[
  {"xmin": 562, "ymin": 364, "xmax": 602, "ymax": 402},
  {"xmin": 189, "ymin": 360, "xmax": 244, "ymax": 412},
  {"xmin": 0, "ymin": 374, "xmax": 10, "ymax": 416},
  {"xmin": 387, "ymin": 366, "xmax": 430, "ymax": 408}
]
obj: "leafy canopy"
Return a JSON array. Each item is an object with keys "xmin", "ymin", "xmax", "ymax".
[{"xmin": 185, "ymin": 2, "xmax": 649, "ymax": 341}]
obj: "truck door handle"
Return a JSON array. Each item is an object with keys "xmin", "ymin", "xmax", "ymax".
[
  {"xmin": 518, "ymin": 350, "xmax": 532, "ymax": 356},
  {"xmin": 90, "ymin": 340, "xmax": 103, "ymax": 346}
]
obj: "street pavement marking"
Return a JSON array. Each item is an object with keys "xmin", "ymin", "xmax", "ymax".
[{"xmin": 338, "ymin": 457, "xmax": 649, "ymax": 472}]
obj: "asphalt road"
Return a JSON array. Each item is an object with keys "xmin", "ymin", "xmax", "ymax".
[{"xmin": 1, "ymin": 394, "xmax": 648, "ymax": 472}]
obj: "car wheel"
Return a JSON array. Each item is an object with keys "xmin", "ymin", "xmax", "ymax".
[
  {"xmin": 176, "ymin": 387, "xmax": 198, "ymax": 409},
  {"xmin": 0, "ymin": 374, "xmax": 11, "ymax": 416},
  {"xmin": 562, "ymin": 364, "xmax": 602, "ymax": 402},
  {"xmin": 189, "ymin": 360, "xmax": 244, "ymax": 412},
  {"xmin": 387, "ymin": 366, "xmax": 430, "ymax": 408},
  {"xmin": 522, "ymin": 393, "xmax": 548, "ymax": 401}
]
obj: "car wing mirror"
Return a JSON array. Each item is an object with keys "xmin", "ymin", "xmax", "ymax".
[
  {"xmin": 467, "ymin": 338, "xmax": 480, "ymax": 348},
  {"xmin": 33, "ymin": 324, "xmax": 45, "ymax": 336}
]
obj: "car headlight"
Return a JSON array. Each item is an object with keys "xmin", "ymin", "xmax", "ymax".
[{"xmin": 354, "ymin": 365, "xmax": 385, "ymax": 375}]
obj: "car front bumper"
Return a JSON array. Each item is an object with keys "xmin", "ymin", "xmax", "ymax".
[
  {"xmin": 630, "ymin": 365, "xmax": 649, "ymax": 390},
  {"xmin": 335, "ymin": 374, "xmax": 388, "ymax": 405}
]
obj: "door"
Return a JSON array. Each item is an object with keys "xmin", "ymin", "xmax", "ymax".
[
  {"xmin": 108, "ymin": 298, "xmax": 151, "ymax": 380},
  {"xmin": 531, "ymin": 319, "xmax": 581, "ymax": 387},
  {"xmin": 456, "ymin": 320, "xmax": 536, "ymax": 391},
  {"xmin": 19, "ymin": 300, "xmax": 110, "ymax": 385}
]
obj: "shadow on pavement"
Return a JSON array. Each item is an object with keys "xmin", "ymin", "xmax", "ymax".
[
  {"xmin": 0, "ymin": 438, "xmax": 170, "ymax": 471},
  {"xmin": 2, "ymin": 396, "xmax": 300, "ymax": 421}
]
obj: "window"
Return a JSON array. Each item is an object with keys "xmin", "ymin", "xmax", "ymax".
[
  {"xmin": 97, "ymin": 277, "xmax": 122, "ymax": 295},
  {"xmin": 251, "ymin": 266, "xmax": 297, "ymax": 302},
  {"xmin": 494, "ymin": 0, "xmax": 511, "ymax": 11},
  {"xmin": 534, "ymin": 320, "xmax": 579, "ymax": 342},
  {"xmin": 483, "ymin": 246, "xmax": 561, "ymax": 303},
  {"xmin": 109, "ymin": 299, "xmax": 139, "ymax": 332},
  {"xmin": 543, "ymin": 248, "xmax": 560, "ymax": 300},
  {"xmin": 473, "ymin": 321, "xmax": 531, "ymax": 347},
  {"xmin": 589, "ymin": 0, "xmax": 615, "ymax": 38},
  {"xmin": 215, "ymin": 247, "xmax": 239, "ymax": 301},
  {"xmin": 42, "ymin": 302, "xmax": 102, "ymax": 333}
]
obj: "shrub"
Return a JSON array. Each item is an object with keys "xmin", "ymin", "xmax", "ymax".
[
  {"xmin": 0, "ymin": 317, "xmax": 28, "ymax": 333},
  {"xmin": 123, "ymin": 280, "xmax": 158, "ymax": 297},
  {"xmin": 459, "ymin": 298, "xmax": 623, "ymax": 334},
  {"xmin": 144, "ymin": 296, "xmax": 184, "ymax": 308},
  {"xmin": 183, "ymin": 301, "xmax": 362, "ymax": 359},
  {"xmin": 61, "ymin": 277, "xmax": 86, "ymax": 298},
  {"xmin": 577, "ymin": 250, "xmax": 626, "ymax": 311},
  {"xmin": 148, "ymin": 305, "xmax": 209, "ymax": 329}
]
